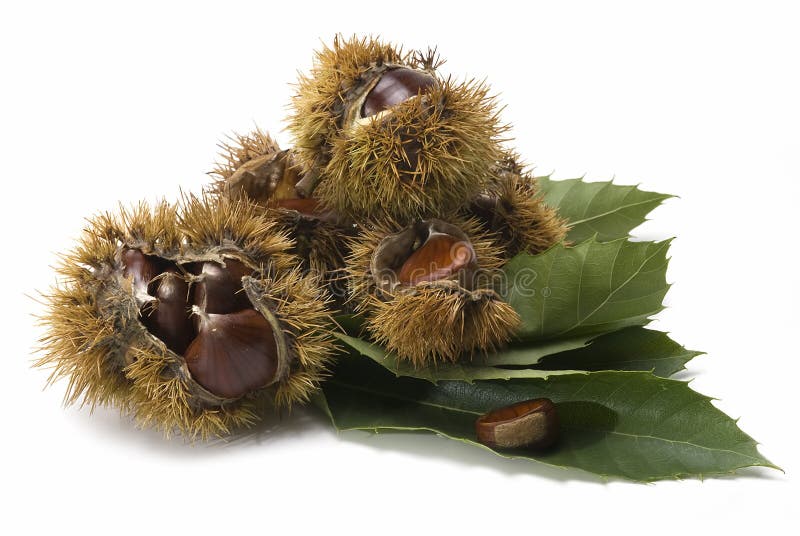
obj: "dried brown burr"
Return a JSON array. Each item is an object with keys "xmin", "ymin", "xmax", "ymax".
[
  {"xmin": 346, "ymin": 217, "xmax": 520, "ymax": 365},
  {"xmin": 121, "ymin": 251, "xmax": 279, "ymax": 400},
  {"xmin": 210, "ymin": 128, "xmax": 352, "ymax": 279},
  {"xmin": 288, "ymin": 35, "xmax": 507, "ymax": 223},
  {"xmin": 464, "ymin": 154, "xmax": 568, "ymax": 257},
  {"xmin": 37, "ymin": 196, "xmax": 335, "ymax": 438}
]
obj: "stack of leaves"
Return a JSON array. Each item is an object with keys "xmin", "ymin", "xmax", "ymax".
[
  {"xmin": 322, "ymin": 178, "xmax": 779, "ymax": 481},
  {"xmin": 34, "ymin": 35, "xmax": 778, "ymax": 481}
]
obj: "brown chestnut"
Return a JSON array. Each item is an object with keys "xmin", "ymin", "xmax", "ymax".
[
  {"xmin": 192, "ymin": 259, "xmax": 254, "ymax": 315},
  {"xmin": 274, "ymin": 197, "xmax": 323, "ymax": 216},
  {"xmin": 140, "ymin": 269, "xmax": 194, "ymax": 356},
  {"xmin": 121, "ymin": 248, "xmax": 163, "ymax": 297},
  {"xmin": 372, "ymin": 219, "xmax": 479, "ymax": 293},
  {"xmin": 475, "ymin": 398, "xmax": 559, "ymax": 450},
  {"xmin": 361, "ymin": 67, "xmax": 436, "ymax": 118},
  {"xmin": 185, "ymin": 308, "xmax": 279, "ymax": 399},
  {"xmin": 397, "ymin": 232, "xmax": 475, "ymax": 286}
]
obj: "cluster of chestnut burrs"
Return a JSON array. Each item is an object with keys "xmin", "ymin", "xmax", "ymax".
[{"xmin": 37, "ymin": 36, "xmax": 566, "ymax": 440}]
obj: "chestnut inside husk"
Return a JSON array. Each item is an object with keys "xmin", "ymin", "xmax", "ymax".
[
  {"xmin": 370, "ymin": 219, "xmax": 478, "ymax": 295},
  {"xmin": 360, "ymin": 67, "xmax": 437, "ymax": 119},
  {"xmin": 120, "ymin": 248, "xmax": 283, "ymax": 400},
  {"xmin": 221, "ymin": 145, "xmax": 342, "ymax": 228},
  {"xmin": 224, "ymin": 149, "xmax": 302, "ymax": 205}
]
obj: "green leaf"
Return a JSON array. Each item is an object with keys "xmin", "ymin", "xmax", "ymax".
[
  {"xmin": 479, "ymin": 336, "xmax": 593, "ymax": 366},
  {"xmin": 501, "ymin": 238, "xmax": 670, "ymax": 341},
  {"xmin": 320, "ymin": 355, "xmax": 779, "ymax": 482},
  {"xmin": 334, "ymin": 327, "xmax": 699, "ymax": 381},
  {"xmin": 537, "ymin": 176, "xmax": 673, "ymax": 243},
  {"xmin": 333, "ymin": 314, "xmax": 366, "ymax": 336},
  {"xmin": 536, "ymin": 327, "xmax": 702, "ymax": 377},
  {"xmin": 335, "ymin": 333, "xmax": 584, "ymax": 382},
  {"xmin": 335, "ymin": 319, "xmax": 596, "ymax": 368}
]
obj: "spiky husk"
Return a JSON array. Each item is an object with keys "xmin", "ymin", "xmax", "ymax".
[
  {"xmin": 288, "ymin": 35, "xmax": 416, "ymax": 172},
  {"xmin": 320, "ymin": 78, "xmax": 506, "ymax": 222},
  {"xmin": 465, "ymin": 154, "xmax": 568, "ymax": 257},
  {"xmin": 264, "ymin": 209, "xmax": 345, "ymax": 272},
  {"xmin": 208, "ymin": 128, "xmax": 352, "ymax": 278},
  {"xmin": 345, "ymin": 216, "xmax": 519, "ymax": 365},
  {"xmin": 262, "ymin": 207, "xmax": 352, "ymax": 312},
  {"xmin": 177, "ymin": 194, "xmax": 297, "ymax": 267},
  {"xmin": 288, "ymin": 35, "xmax": 505, "ymax": 222},
  {"xmin": 365, "ymin": 285, "xmax": 520, "ymax": 367},
  {"xmin": 36, "ymin": 195, "xmax": 335, "ymax": 439},
  {"xmin": 209, "ymin": 127, "xmax": 282, "ymax": 198}
]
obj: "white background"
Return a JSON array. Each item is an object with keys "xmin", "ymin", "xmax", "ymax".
[{"xmin": 1, "ymin": 1, "xmax": 797, "ymax": 534}]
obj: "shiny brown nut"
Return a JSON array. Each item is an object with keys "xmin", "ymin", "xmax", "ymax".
[
  {"xmin": 371, "ymin": 219, "xmax": 481, "ymax": 294},
  {"xmin": 475, "ymin": 398, "xmax": 559, "ymax": 449},
  {"xmin": 141, "ymin": 269, "xmax": 194, "ymax": 356},
  {"xmin": 121, "ymin": 248, "xmax": 163, "ymax": 297},
  {"xmin": 192, "ymin": 259, "xmax": 254, "ymax": 315},
  {"xmin": 185, "ymin": 308, "xmax": 279, "ymax": 400},
  {"xmin": 397, "ymin": 232, "xmax": 476, "ymax": 286},
  {"xmin": 361, "ymin": 67, "xmax": 436, "ymax": 118},
  {"xmin": 121, "ymin": 249, "xmax": 194, "ymax": 355},
  {"xmin": 274, "ymin": 197, "xmax": 323, "ymax": 216}
]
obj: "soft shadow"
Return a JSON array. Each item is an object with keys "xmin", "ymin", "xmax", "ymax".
[
  {"xmin": 335, "ymin": 427, "xmax": 605, "ymax": 484},
  {"xmin": 220, "ymin": 406, "xmax": 332, "ymax": 447},
  {"xmin": 330, "ymin": 401, "xmax": 620, "ymax": 485},
  {"xmin": 67, "ymin": 400, "xmax": 780, "ymax": 484},
  {"xmin": 670, "ymin": 370, "xmax": 697, "ymax": 381},
  {"xmin": 68, "ymin": 405, "xmax": 218, "ymax": 458},
  {"xmin": 66, "ymin": 402, "xmax": 329, "ymax": 458}
]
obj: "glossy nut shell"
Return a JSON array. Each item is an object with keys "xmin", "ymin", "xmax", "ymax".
[
  {"xmin": 397, "ymin": 233, "xmax": 476, "ymax": 286},
  {"xmin": 361, "ymin": 67, "xmax": 436, "ymax": 118},
  {"xmin": 475, "ymin": 398, "xmax": 559, "ymax": 449},
  {"xmin": 184, "ymin": 308, "xmax": 279, "ymax": 400}
]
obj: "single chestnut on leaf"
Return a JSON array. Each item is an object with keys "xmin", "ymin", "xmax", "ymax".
[
  {"xmin": 346, "ymin": 217, "xmax": 520, "ymax": 365},
  {"xmin": 36, "ymin": 195, "xmax": 335, "ymax": 439},
  {"xmin": 475, "ymin": 398, "xmax": 560, "ymax": 450}
]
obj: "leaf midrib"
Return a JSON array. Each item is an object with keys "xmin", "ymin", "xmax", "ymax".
[
  {"xmin": 551, "ymin": 242, "xmax": 668, "ymax": 337},
  {"xmin": 328, "ymin": 377, "xmax": 482, "ymax": 416},
  {"xmin": 565, "ymin": 426, "xmax": 766, "ymax": 462},
  {"xmin": 568, "ymin": 197, "xmax": 670, "ymax": 228}
]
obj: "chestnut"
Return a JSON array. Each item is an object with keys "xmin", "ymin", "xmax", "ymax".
[
  {"xmin": 141, "ymin": 269, "xmax": 194, "ymax": 356},
  {"xmin": 122, "ymin": 249, "xmax": 194, "ymax": 355},
  {"xmin": 475, "ymin": 398, "xmax": 560, "ymax": 450},
  {"xmin": 185, "ymin": 308, "xmax": 279, "ymax": 400},
  {"xmin": 397, "ymin": 232, "xmax": 476, "ymax": 286},
  {"xmin": 121, "ymin": 248, "xmax": 163, "ymax": 297},
  {"xmin": 371, "ymin": 219, "xmax": 479, "ymax": 294},
  {"xmin": 191, "ymin": 259, "xmax": 254, "ymax": 315},
  {"xmin": 361, "ymin": 67, "xmax": 436, "ymax": 118}
]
